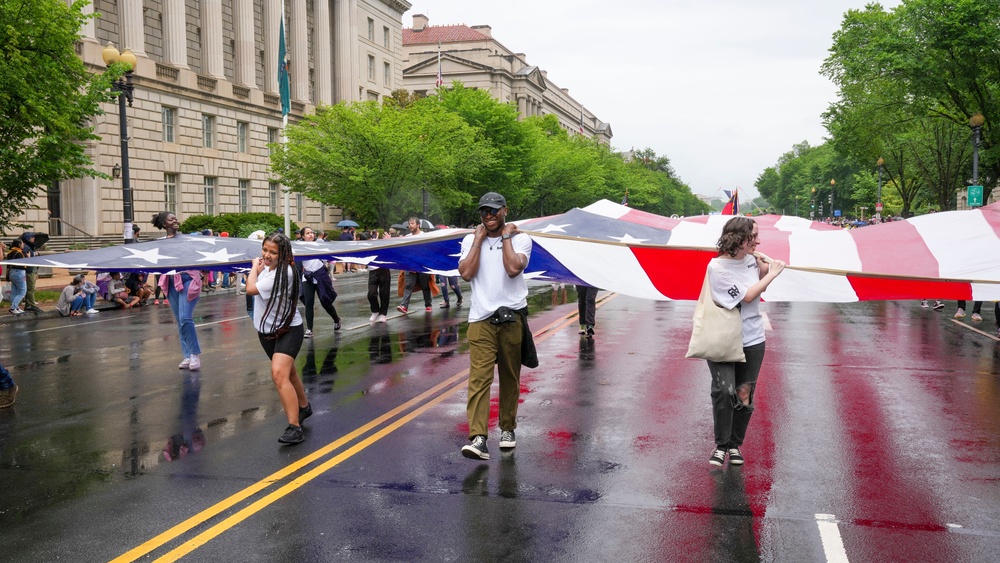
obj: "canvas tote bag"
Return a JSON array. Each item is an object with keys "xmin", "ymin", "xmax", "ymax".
[{"xmin": 686, "ymin": 265, "xmax": 746, "ymax": 363}]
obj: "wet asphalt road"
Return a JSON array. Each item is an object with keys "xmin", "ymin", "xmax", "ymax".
[{"xmin": 2, "ymin": 277, "xmax": 1000, "ymax": 562}]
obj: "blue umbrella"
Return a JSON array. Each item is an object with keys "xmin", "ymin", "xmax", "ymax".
[{"xmin": 337, "ymin": 219, "xmax": 359, "ymax": 228}]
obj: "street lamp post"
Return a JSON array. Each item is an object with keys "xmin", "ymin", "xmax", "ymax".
[
  {"xmin": 876, "ymin": 157, "xmax": 884, "ymax": 222},
  {"xmin": 829, "ymin": 178, "xmax": 836, "ymax": 220},
  {"xmin": 970, "ymin": 113, "xmax": 985, "ymax": 185},
  {"xmin": 102, "ymin": 43, "xmax": 137, "ymax": 244}
]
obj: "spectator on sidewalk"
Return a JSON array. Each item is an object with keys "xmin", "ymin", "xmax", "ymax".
[
  {"xmin": 56, "ymin": 275, "xmax": 87, "ymax": 317},
  {"xmin": 19, "ymin": 232, "xmax": 42, "ymax": 313},
  {"xmin": 5, "ymin": 239, "xmax": 27, "ymax": 315},
  {"xmin": 107, "ymin": 272, "xmax": 139, "ymax": 308}
]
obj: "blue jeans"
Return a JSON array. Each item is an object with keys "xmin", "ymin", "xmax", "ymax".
[
  {"xmin": 0, "ymin": 360, "xmax": 13, "ymax": 390},
  {"xmin": 166, "ymin": 275, "xmax": 201, "ymax": 358},
  {"xmin": 8, "ymin": 269, "xmax": 26, "ymax": 310},
  {"xmin": 71, "ymin": 293, "xmax": 96, "ymax": 312}
]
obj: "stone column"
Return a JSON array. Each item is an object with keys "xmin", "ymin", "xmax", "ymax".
[
  {"xmin": 314, "ymin": 0, "xmax": 333, "ymax": 104},
  {"xmin": 163, "ymin": 0, "xmax": 189, "ymax": 68},
  {"xmin": 119, "ymin": 0, "xmax": 145, "ymax": 56},
  {"xmin": 334, "ymin": 0, "xmax": 356, "ymax": 103},
  {"xmin": 265, "ymin": 0, "xmax": 280, "ymax": 93},
  {"xmin": 291, "ymin": 0, "xmax": 309, "ymax": 103},
  {"xmin": 234, "ymin": 0, "xmax": 255, "ymax": 86},
  {"xmin": 517, "ymin": 95, "xmax": 526, "ymax": 119},
  {"xmin": 201, "ymin": 0, "xmax": 225, "ymax": 78}
]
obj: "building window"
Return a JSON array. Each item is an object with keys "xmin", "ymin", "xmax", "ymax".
[
  {"xmin": 367, "ymin": 55, "xmax": 375, "ymax": 81},
  {"xmin": 204, "ymin": 177, "xmax": 216, "ymax": 215},
  {"xmin": 237, "ymin": 121, "xmax": 249, "ymax": 153},
  {"xmin": 367, "ymin": 18, "xmax": 374, "ymax": 41},
  {"xmin": 164, "ymin": 173, "xmax": 177, "ymax": 214},
  {"xmin": 238, "ymin": 179, "xmax": 249, "ymax": 213},
  {"xmin": 383, "ymin": 62, "xmax": 390, "ymax": 86},
  {"xmin": 268, "ymin": 127, "xmax": 279, "ymax": 157},
  {"xmin": 383, "ymin": 26, "xmax": 390, "ymax": 48},
  {"xmin": 162, "ymin": 107, "xmax": 175, "ymax": 143},
  {"xmin": 269, "ymin": 182, "xmax": 278, "ymax": 214},
  {"xmin": 296, "ymin": 193, "xmax": 303, "ymax": 221},
  {"xmin": 202, "ymin": 114, "xmax": 215, "ymax": 148}
]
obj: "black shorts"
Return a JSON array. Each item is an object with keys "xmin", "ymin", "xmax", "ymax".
[{"xmin": 257, "ymin": 323, "xmax": 305, "ymax": 359}]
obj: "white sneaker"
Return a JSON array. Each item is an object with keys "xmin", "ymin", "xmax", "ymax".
[
  {"xmin": 85, "ymin": 308, "xmax": 99, "ymax": 314},
  {"xmin": 954, "ymin": 308, "xmax": 966, "ymax": 319},
  {"xmin": 920, "ymin": 300, "xmax": 929, "ymax": 308},
  {"xmin": 188, "ymin": 355, "xmax": 201, "ymax": 370},
  {"xmin": 369, "ymin": 313, "xmax": 378, "ymax": 322},
  {"xmin": 972, "ymin": 313, "xmax": 983, "ymax": 322},
  {"xmin": 377, "ymin": 314, "xmax": 387, "ymax": 323},
  {"xmin": 304, "ymin": 329, "xmax": 313, "ymax": 338},
  {"xmin": 179, "ymin": 357, "xmax": 191, "ymax": 369}
]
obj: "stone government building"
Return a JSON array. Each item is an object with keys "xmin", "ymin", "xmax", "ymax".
[{"xmin": 21, "ymin": 2, "xmax": 608, "ymax": 240}]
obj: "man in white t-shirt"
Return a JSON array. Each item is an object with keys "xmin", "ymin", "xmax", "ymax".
[{"xmin": 457, "ymin": 192, "xmax": 532, "ymax": 460}]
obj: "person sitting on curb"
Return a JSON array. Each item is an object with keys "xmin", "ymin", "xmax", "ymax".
[
  {"xmin": 125, "ymin": 272, "xmax": 152, "ymax": 305},
  {"xmin": 106, "ymin": 272, "xmax": 140, "ymax": 308},
  {"xmin": 56, "ymin": 275, "xmax": 86, "ymax": 317},
  {"xmin": 78, "ymin": 274, "xmax": 101, "ymax": 314}
]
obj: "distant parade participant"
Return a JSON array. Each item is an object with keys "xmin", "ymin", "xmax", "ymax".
[
  {"xmin": 297, "ymin": 226, "xmax": 342, "ymax": 336},
  {"xmin": 152, "ymin": 211, "xmax": 204, "ymax": 371}
]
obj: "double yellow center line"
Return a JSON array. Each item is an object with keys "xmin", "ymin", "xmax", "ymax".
[{"xmin": 113, "ymin": 294, "xmax": 615, "ymax": 562}]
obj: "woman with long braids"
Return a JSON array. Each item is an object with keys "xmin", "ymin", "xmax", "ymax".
[
  {"xmin": 152, "ymin": 211, "xmax": 204, "ymax": 370},
  {"xmin": 297, "ymin": 226, "xmax": 342, "ymax": 336},
  {"xmin": 246, "ymin": 233, "xmax": 312, "ymax": 445}
]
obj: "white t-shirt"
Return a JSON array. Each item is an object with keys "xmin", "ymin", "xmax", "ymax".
[
  {"xmin": 459, "ymin": 232, "xmax": 532, "ymax": 322},
  {"xmin": 301, "ymin": 259, "xmax": 324, "ymax": 283},
  {"xmin": 708, "ymin": 255, "xmax": 765, "ymax": 347},
  {"xmin": 253, "ymin": 265, "xmax": 303, "ymax": 334}
]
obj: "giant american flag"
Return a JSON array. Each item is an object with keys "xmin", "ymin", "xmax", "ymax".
[{"xmin": 3, "ymin": 200, "xmax": 999, "ymax": 303}]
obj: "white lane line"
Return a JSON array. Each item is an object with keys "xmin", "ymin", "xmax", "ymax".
[
  {"xmin": 950, "ymin": 319, "xmax": 1000, "ymax": 341},
  {"xmin": 815, "ymin": 513, "xmax": 849, "ymax": 562},
  {"xmin": 24, "ymin": 315, "xmax": 139, "ymax": 333},
  {"xmin": 195, "ymin": 316, "xmax": 250, "ymax": 328}
]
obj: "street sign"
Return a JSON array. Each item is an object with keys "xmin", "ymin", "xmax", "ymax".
[
  {"xmin": 834, "ymin": 210, "xmax": 841, "ymax": 217},
  {"xmin": 968, "ymin": 185, "xmax": 983, "ymax": 207},
  {"xmin": 875, "ymin": 202, "xmax": 883, "ymax": 212}
]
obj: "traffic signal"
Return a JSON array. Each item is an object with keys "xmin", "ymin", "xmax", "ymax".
[{"xmin": 828, "ymin": 194, "xmax": 833, "ymax": 204}]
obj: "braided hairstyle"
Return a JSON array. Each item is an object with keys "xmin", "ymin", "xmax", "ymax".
[
  {"xmin": 258, "ymin": 233, "xmax": 300, "ymax": 334},
  {"xmin": 151, "ymin": 211, "xmax": 173, "ymax": 230},
  {"xmin": 716, "ymin": 216, "xmax": 756, "ymax": 258}
]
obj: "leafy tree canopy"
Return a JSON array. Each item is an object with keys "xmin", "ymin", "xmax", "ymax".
[{"xmin": 0, "ymin": 0, "xmax": 119, "ymax": 233}]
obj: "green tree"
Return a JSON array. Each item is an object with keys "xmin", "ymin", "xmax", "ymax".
[
  {"xmin": 0, "ymin": 0, "xmax": 118, "ymax": 232},
  {"xmin": 822, "ymin": 0, "xmax": 1000, "ymax": 211},
  {"xmin": 271, "ymin": 99, "xmax": 494, "ymax": 229}
]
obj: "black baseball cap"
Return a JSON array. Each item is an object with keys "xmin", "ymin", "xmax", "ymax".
[{"xmin": 478, "ymin": 192, "xmax": 506, "ymax": 209}]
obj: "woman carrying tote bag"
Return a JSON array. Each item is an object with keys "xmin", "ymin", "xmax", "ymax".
[{"xmin": 703, "ymin": 216, "xmax": 784, "ymax": 468}]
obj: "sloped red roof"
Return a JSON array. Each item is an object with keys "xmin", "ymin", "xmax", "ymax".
[{"xmin": 403, "ymin": 25, "xmax": 489, "ymax": 45}]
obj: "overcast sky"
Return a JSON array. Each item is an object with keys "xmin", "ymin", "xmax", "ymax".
[{"xmin": 407, "ymin": 0, "xmax": 902, "ymax": 200}]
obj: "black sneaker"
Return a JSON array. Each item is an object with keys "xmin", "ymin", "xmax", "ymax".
[
  {"xmin": 586, "ymin": 325, "xmax": 595, "ymax": 337},
  {"xmin": 299, "ymin": 402, "xmax": 313, "ymax": 424},
  {"xmin": 499, "ymin": 430, "xmax": 516, "ymax": 449},
  {"xmin": 461, "ymin": 435, "xmax": 489, "ymax": 460},
  {"xmin": 727, "ymin": 447, "xmax": 744, "ymax": 465},
  {"xmin": 334, "ymin": 319, "xmax": 342, "ymax": 331},
  {"xmin": 709, "ymin": 447, "xmax": 726, "ymax": 467},
  {"xmin": 278, "ymin": 424, "xmax": 304, "ymax": 444}
]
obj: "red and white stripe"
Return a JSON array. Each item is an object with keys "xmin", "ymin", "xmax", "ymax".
[{"xmin": 528, "ymin": 200, "xmax": 1000, "ymax": 302}]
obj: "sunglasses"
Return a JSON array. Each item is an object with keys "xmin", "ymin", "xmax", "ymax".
[{"xmin": 478, "ymin": 207, "xmax": 501, "ymax": 218}]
